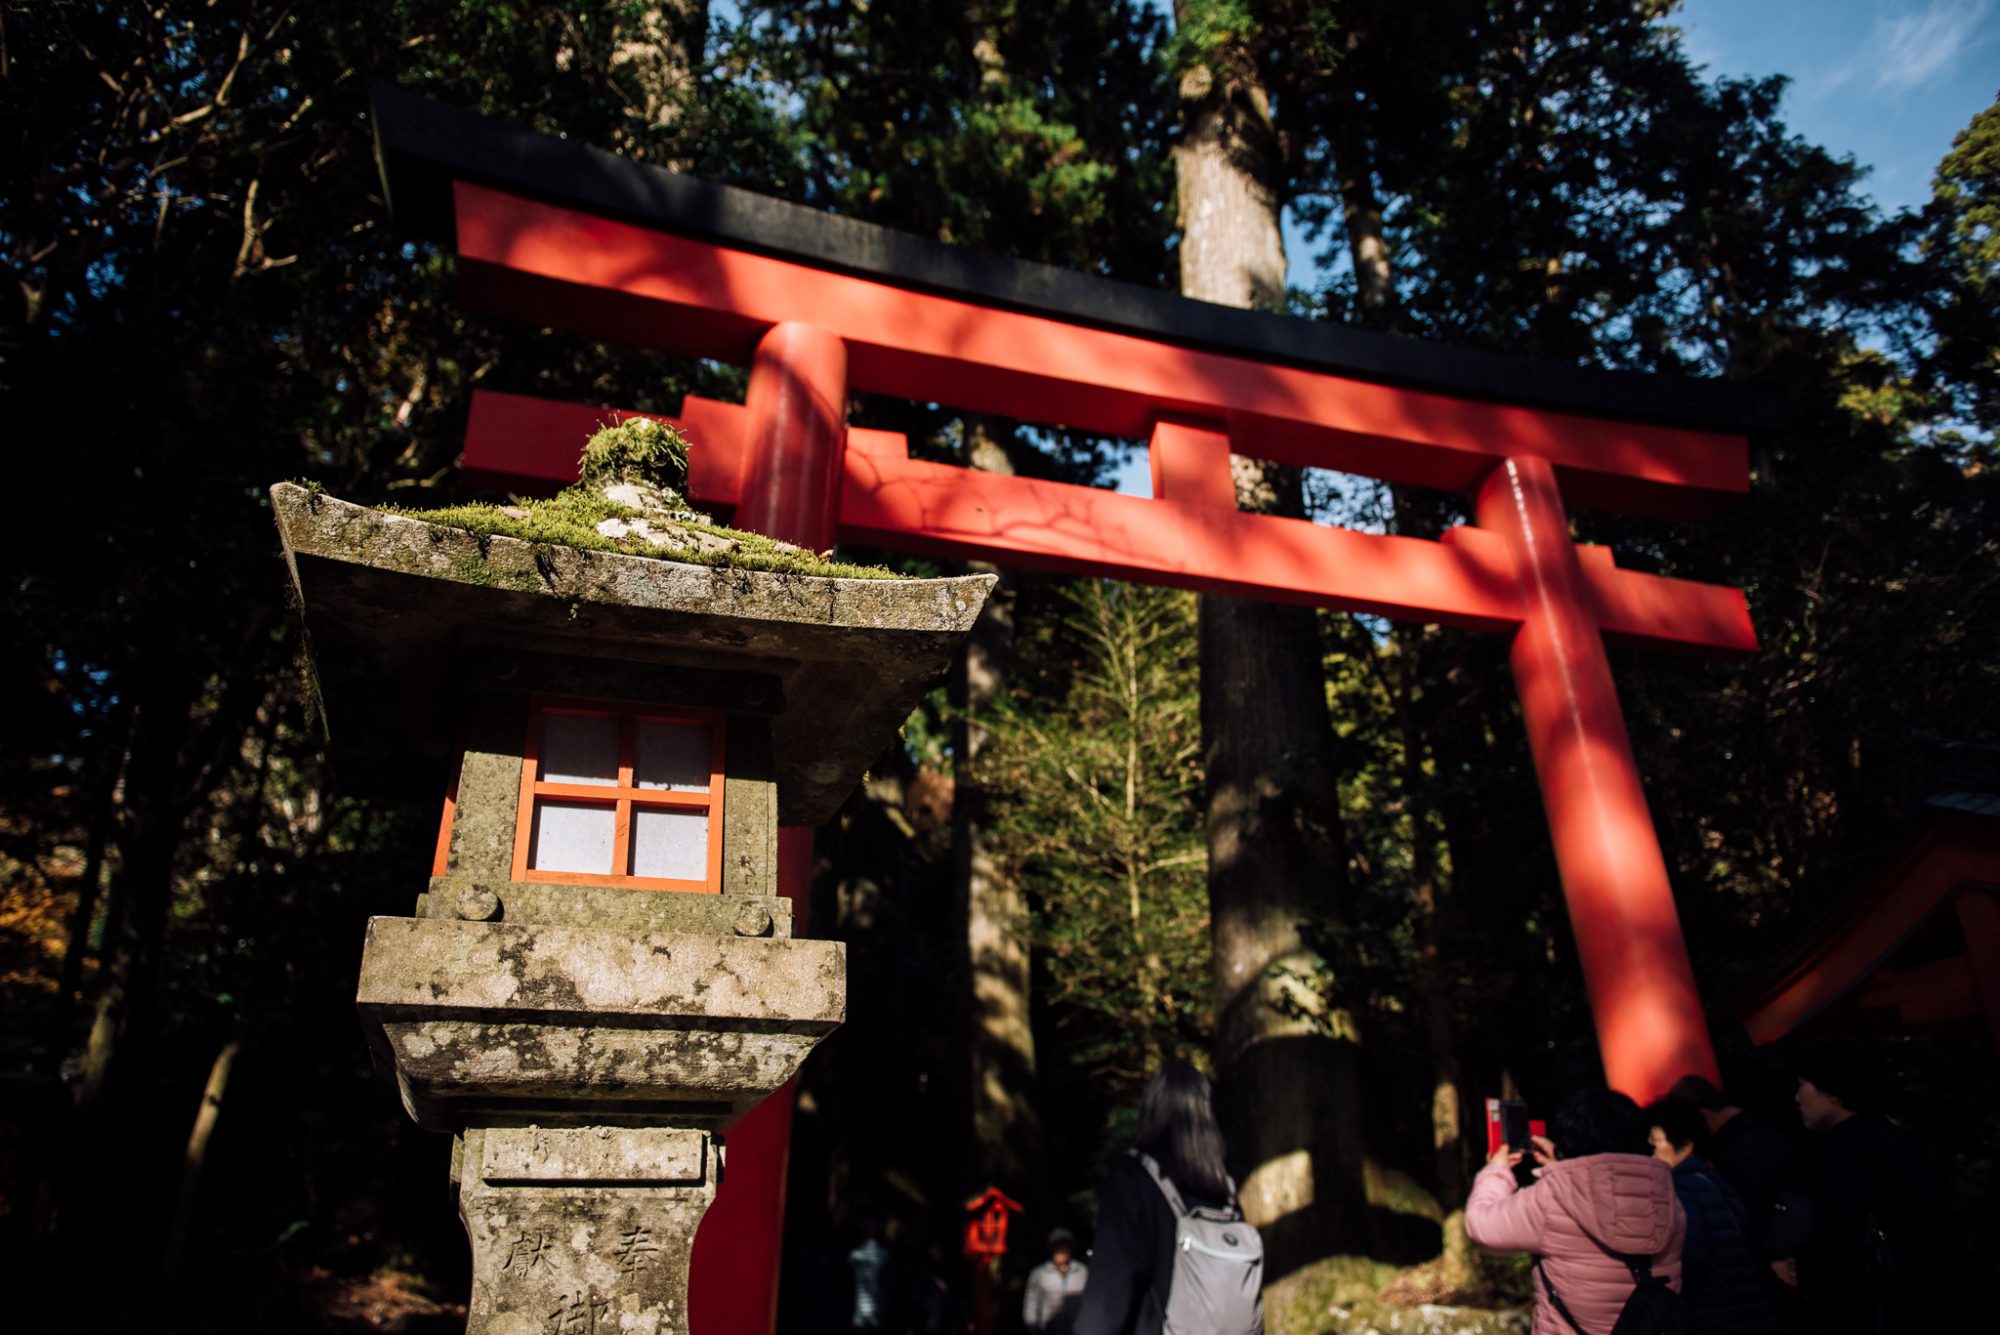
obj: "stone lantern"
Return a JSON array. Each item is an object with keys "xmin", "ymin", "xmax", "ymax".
[{"xmin": 271, "ymin": 479, "xmax": 992, "ymax": 1335}]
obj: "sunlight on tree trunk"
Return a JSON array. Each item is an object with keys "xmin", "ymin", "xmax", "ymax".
[
  {"xmin": 1175, "ymin": 0, "xmax": 1372, "ymax": 1273},
  {"xmin": 164, "ymin": 1038, "xmax": 241, "ymax": 1281}
]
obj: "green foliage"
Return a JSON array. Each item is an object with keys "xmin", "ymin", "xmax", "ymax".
[
  {"xmin": 1166, "ymin": 0, "xmax": 1264, "ymax": 75},
  {"xmin": 1924, "ymin": 98, "xmax": 2000, "ymax": 442},
  {"xmin": 982, "ymin": 581, "xmax": 1212, "ymax": 1088},
  {"xmin": 577, "ymin": 416, "xmax": 692, "ymax": 491}
]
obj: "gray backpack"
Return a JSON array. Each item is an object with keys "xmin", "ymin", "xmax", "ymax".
[{"xmin": 1131, "ymin": 1150, "xmax": 1264, "ymax": 1335}]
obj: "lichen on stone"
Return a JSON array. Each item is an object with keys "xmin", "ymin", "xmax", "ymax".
[{"xmin": 384, "ymin": 418, "xmax": 894, "ymax": 581}]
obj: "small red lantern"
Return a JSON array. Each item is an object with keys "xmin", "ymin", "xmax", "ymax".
[{"xmin": 961, "ymin": 1185, "xmax": 1024, "ymax": 1260}]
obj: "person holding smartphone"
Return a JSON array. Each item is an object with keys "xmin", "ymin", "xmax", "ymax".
[{"xmin": 1467, "ymin": 1089, "xmax": 1685, "ymax": 1334}]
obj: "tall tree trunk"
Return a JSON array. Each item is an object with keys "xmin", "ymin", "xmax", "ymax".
[
  {"xmin": 164, "ymin": 1037, "xmax": 241, "ymax": 1282},
  {"xmin": 1333, "ymin": 124, "xmax": 1395, "ymax": 327},
  {"xmin": 42, "ymin": 698, "xmax": 133, "ymax": 1075},
  {"xmin": 1175, "ymin": 5, "xmax": 1372, "ymax": 1273},
  {"xmin": 75, "ymin": 671, "xmax": 190, "ymax": 1118},
  {"xmin": 952, "ymin": 418, "xmax": 1038, "ymax": 1197},
  {"xmin": 1120, "ymin": 604, "xmax": 1167, "ymax": 1074},
  {"xmin": 61, "ymin": 668, "xmax": 192, "ymax": 1298},
  {"xmin": 1394, "ymin": 628, "xmax": 1477, "ymax": 1288}
]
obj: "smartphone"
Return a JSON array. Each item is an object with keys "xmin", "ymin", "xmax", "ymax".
[{"xmin": 1485, "ymin": 1097, "xmax": 1545, "ymax": 1187}]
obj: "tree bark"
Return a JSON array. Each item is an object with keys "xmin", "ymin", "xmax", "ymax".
[
  {"xmin": 164, "ymin": 1038, "xmax": 241, "ymax": 1282},
  {"xmin": 42, "ymin": 698, "xmax": 133, "ymax": 1075},
  {"xmin": 1333, "ymin": 123, "xmax": 1395, "ymax": 326},
  {"xmin": 1395, "ymin": 628, "xmax": 1477, "ymax": 1288},
  {"xmin": 75, "ymin": 672, "xmax": 190, "ymax": 1118},
  {"xmin": 1176, "ymin": 5, "xmax": 1372, "ymax": 1272},
  {"xmin": 952, "ymin": 419, "xmax": 1038, "ymax": 1197}
]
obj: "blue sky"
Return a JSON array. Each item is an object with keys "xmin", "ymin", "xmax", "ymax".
[
  {"xmin": 1673, "ymin": 0, "xmax": 1998, "ymax": 216},
  {"xmin": 1274, "ymin": 0, "xmax": 1998, "ymax": 291}
]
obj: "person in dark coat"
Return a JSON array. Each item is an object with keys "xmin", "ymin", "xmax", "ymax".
[
  {"xmin": 1789, "ymin": 1037, "xmax": 1964, "ymax": 1335},
  {"xmin": 1666, "ymin": 1075, "xmax": 1809, "ymax": 1259},
  {"xmin": 1071, "ymin": 1062, "xmax": 1259, "ymax": 1335},
  {"xmin": 1647, "ymin": 1099, "xmax": 1775, "ymax": 1335},
  {"xmin": 1666, "ymin": 1074, "xmax": 1809, "ymax": 1331}
]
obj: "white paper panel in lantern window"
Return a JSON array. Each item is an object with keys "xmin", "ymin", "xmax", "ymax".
[
  {"xmin": 532, "ymin": 800, "xmax": 617, "ymax": 874},
  {"xmin": 635, "ymin": 721, "xmax": 712, "ymax": 792},
  {"xmin": 540, "ymin": 713, "xmax": 619, "ymax": 786},
  {"xmin": 631, "ymin": 807, "xmax": 708, "ymax": 881}
]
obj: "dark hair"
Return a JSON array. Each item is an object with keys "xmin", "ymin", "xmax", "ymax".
[
  {"xmin": 1552, "ymin": 1088, "xmax": 1649, "ymax": 1158},
  {"xmin": 1646, "ymin": 1098, "xmax": 1705, "ymax": 1152},
  {"xmin": 1667, "ymin": 1074, "xmax": 1729, "ymax": 1112},
  {"xmin": 1134, "ymin": 1062, "xmax": 1231, "ymax": 1203},
  {"xmin": 1794, "ymin": 1036, "xmax": 1879, "ymax": 1112}
]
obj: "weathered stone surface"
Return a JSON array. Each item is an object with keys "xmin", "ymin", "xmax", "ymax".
[
  {"xmin": 457, "ymin": 1124, "xmax": 715, "ymax": 1335},
  {"xmin": 379, "ymin": 1020, "xmax": 824, "ymax": 1127},
  {"xmin": 448, "ymin": 694, "xmax": 530, "ymax": 880},
  {"xmin": 357, "ymin": 917, "xmax": 842, "ymax": 1022},
  {"xmin": 272, "ymin": 483, "xmax": 994, "ymax": 823},
  {"xmin": 454, "ymin": 883, "xmax": 503, "ymax": 922},
  {"xmin": 1323, "ymin": 1301, "xmax": 1530, "ymax": 1334},
  {"xmin": 481, "ymin": 1127, "xmax": 705, "ymax": 1184},
  {"xmin": 721, "ymin": 718, "xmax": 778, "ymax": 899},
  {"xmin": 466, "ymin": 651, "xmax": 783, "ymax": 716},
  {"xmin": 420, "ymin": 877, "xmax": 793, "ymax": 939},
  {"xmin": 357, "ymin": 916, "xmax": 843, "ymax": 1130}
]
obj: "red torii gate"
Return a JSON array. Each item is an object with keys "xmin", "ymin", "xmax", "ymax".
[{"xmin": 374, "ymin": 89, "xmax": 1766, "ymax": 1335}]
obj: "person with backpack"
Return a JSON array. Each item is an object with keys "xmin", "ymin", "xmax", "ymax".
[
  {"xmin": 1644, "ymin": 1100, "xmax": 1775, "ymax": 1334},
  {"xmin": 1071, "ymin": 1062, "xmax": 1263, "ymax": 1335},
  {"xmin": 1467, "ymin": 1088, "xmax": 1686, "ymax": 1335}
]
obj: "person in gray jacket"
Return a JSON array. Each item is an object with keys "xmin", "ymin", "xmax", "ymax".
[{"xmin": 1023, "ymin": 1227, "xmax": 1089, "ymax": 1334}]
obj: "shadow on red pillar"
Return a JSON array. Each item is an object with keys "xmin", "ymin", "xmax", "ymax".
[
  {"xmin": 689, "ymin": 322, "xmax": 847, "ymax": 1335},
  {"xmin": 1476, "ymin": 457, "xmax": 1720, "ymax": 1103},
  {"xmin": 689, "ymin": 828, "xmax": 816, "ymax": 1335}
]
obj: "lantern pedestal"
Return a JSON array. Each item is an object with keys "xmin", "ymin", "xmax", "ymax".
[{"xmin": 454, "ymin": 1125, "xmax": 714, "ymax": 1335}]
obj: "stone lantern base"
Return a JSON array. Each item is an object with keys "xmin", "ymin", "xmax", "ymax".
[
  {"xmin": 357, "ymin": 916, "xmax": 844, "ymax": 1335},
  {"xmin": 454, "ymin": 1126, "xmax": 714, "ymax": 1335}
]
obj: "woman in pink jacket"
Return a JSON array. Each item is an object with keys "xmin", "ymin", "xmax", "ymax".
[{"xmin": 1467, "ymin": 1089, "xmax": 1686, "ymax": 1334}]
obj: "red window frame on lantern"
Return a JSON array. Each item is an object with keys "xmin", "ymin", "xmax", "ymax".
[{"xmin": 510, "ymin": 698, "xmax": 726, "ymax": 893}]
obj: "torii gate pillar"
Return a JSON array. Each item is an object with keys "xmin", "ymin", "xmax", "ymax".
[
  {"xmin": 686, "ymin": 323, "xmax": 851, "ymax": 1335},
  {"xmin": 1478, "ymin": 458, "xmax": 1718, "ymax": 1095}
]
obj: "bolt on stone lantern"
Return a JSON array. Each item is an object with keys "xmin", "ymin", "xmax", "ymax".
[{"xmin": 271, "ymin": 451, "xmax": 992, "ymax": 1334}]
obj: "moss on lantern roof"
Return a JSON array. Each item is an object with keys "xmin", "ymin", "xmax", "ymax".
[
  {"xmin": 577, "ymin": 416, "xmax": 690, "ymax": 491},
  {"xmin": 383, "ymin": 490, "xmax": 893, "ymax": 581},
  {"xmin": 383, "ymin": 418, "xmax": 892, "ymax": 581}
]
